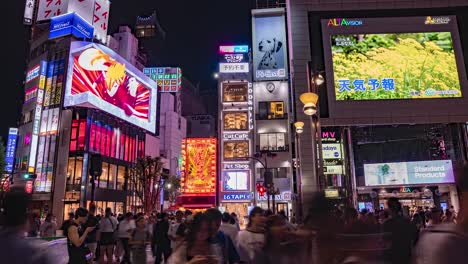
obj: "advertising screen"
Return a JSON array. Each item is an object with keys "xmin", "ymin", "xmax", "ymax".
[
  {"xmin": 223, "ymin": 170, "xmax": 249, "ymax": 191},
  {"xmin": 322, "ymin": 16, "xmax": 466, "ymax": 101},
  {"xmin": 64, "ymin": 42, "xmax": 157, "ymax": 133},
  {"xmin": 364, "ymin": 160, "xmax": 454, "ymax": 186},
  {"xmin": 5, "ymin": 128, "xmax": 18, "ymax": 173},
  {"xmin": 252, "ymin": 8, "xmax": 288, "ymax": 81},
  {"xmin": 181, "ymin": 138, "xmax": 217, "ymax": 194}
]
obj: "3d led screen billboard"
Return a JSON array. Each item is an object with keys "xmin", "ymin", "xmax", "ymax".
[
  {"xmin": 64, "ymin": 42, "xmax": 157, "ymax": 133},
  {"xmin": 322, "ymin": 16, "xmax": 466, "ymax": 101},
  {"xmin": 364, "ymin": 160, "xmax": 455, "ymax": 186},
  {"xmin": 180, "ymin": 138, "xmax": 217, "ymax": 194}
]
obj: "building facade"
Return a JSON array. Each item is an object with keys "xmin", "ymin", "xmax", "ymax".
[{"xmin": 287, "ymin": 0, "xmax": 468, "ymax": 216}]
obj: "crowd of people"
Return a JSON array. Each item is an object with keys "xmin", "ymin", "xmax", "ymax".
[{"xmin": 1, "ymin": 164, "xmax": 468, "ymax": 263}]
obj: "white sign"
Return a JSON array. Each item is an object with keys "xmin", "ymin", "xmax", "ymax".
[
  {"xmin": 322, "ymin": 143, "xmax": 342, "ymax": 159},
  {"xmin": 248, "ymin": 83, "xmax": 254, "ymax": 130},
  {"xmin": 93, "ymin": 0, "xmax": 110, "ymax": 44},
  {"xmin": 257, "ymin": 191, "xmax": 291, "ymax": 201},
  {"xmin": 37, "ymin": 0, "xmax": 70, "ymax": 21},
  {"xmin": 324, "ymin": 165, "xmax": 343, "ymax": 175},
  {"xmin": 68, "ymin": 0, "xmax": 95, "ymax": 24},
  {"xmin": 223, "ymin": 133, "xmax": 249, "ymax": 140},
  {"xmin": 219, "ymin": 63, "xmax": 249, "ymax": 73},
  {"xmin": 24, "ymin": 0, "xmax": 36, "ymax": 24},
  {"xmin": 224, "ymin": 163, "xmax": 250, "ymax": 170}
]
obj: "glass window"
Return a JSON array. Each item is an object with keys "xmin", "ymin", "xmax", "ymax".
[
  {"xmin": 75, "ymin": 157, "xmax": 83, "ymax": 186},
  {"xmin": 259, "ymin": 133, "xmax": 287, "ymax": 151},
  {"xmin": 224, "ymin": 112, "xmax": 248, "ymax": 130},
  {"xmin": 99, "ymin": 162, "xmax": 109, "ymax": 188},
  {"xmin": 222, "ymin": 82, "xmax": 248, "ymax": 102},
  {"xmin": 223, "ymin": 141, "xmax": 249, "ymax": 160},
  {"xmin": 258, "ymin": 101, "xmax": 285, "ymax": 119},
  {"xmin": 67, "ymin": 157, "xmax": 76, "ymax": 186},
  {"xmin": 78, "ymin": 120, "xmax": 86, "ymax": 151},
  {"xmin": 108, "ymin": 164, "xmax": 116, "ymax": 189},
  {"xmin": 117, "ymin": 166, "xmax": 126, "ymax": 190},
  {"xmin": 260, "ymin": 167, "xmax": 288, "ymax": 179}
]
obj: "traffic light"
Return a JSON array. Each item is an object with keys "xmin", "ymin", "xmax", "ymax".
[
  {"xmin": 258, "ymin": 186, "xmax": 265, "ymax": 196},
  {"xmin": 23, "ymin": 173, "xmax": 37, "ymax": 180}
]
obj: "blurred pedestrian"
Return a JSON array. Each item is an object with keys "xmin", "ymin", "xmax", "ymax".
[
  {"xmin": 220, "ymin": 212, "xmax": 238, "ymax": 243},
  {"xmin": 169, "ymin": 210, "xmax": 185, "ymax": 252},
  {"xmin": 0, "ymin": 191, "xmax": 51, "ymax": 263},
  {"xmin": 116, "ymin": 212, "xmax": 135, "ymax": 263},
  {"xmin": 98, "ymin": 207, "xmax": 118, "ymax": 264},
  {"xmin": 152, "ymin": 212, "xmax": 171, "ymax": 264},
  {"xmin": 168, "ymin": 213, "xmax": 221, "ymax": 264},
  {"xmin": 27, "ymin": 212, "xmax": 41, "ymax": 237},
  {"xmin": 40, "ymin": 213, "xmax": 57, "ymax": 237},
  {"xmin": 425, "ymin": 207, "xmax": 442, "ymax": 228},
  {"xmin": 236, "ymin": 207, "xmax": 266, "ymax": 263},
  {"xmin": 383, "ymin": 197, "xmax": 417, "ymax": 264},
  {"xmin": 205, "ymin": 208, "xmax": 240, "ymax": 264},
  {"xmin": 129, "ymin": 216, "xmax": 150, "ymax": 264},
  {"xmin": 67, "ymin": 208, "xmax": 95, "ymax": 264},
  {"xmin": 84, "ymin": 204, "xmax": 99, "ymax": 261}
]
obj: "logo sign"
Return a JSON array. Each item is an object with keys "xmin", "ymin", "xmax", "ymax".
[
  {"xmin": 321, "ymin": 129, "xmax": 341, "ymax": 143},
  {"xmin": 219, "ymin": 45, "xmax": 249, "ymax": 54},
  {"xmin": 257, "ymin": 191, "xmax": 291, "ymax": 201},
  {"xmin": 224, "ymin": 163, "xmax": 250, "ymax": 170},
  {"xmin": 50, "ymin": 12, "xmax": 94, "ymax": 40},
  {"xmin": 322, "ymin": 144, "xmax": 342, "ymax": 159},
  {"xmin": 425, "ymin": 16, "xmax": 451, "ymax": 25},
  {"xmin": 219, "ymin": 63, "xmax": 249, "ymax": 73},
  {"xmin": 222, "ymin": 54, "xmax": 246, "ymax": 63},
  {"xmin": 364, "ymin": 160, "xmax": 455, "ymax": 186},
  {"xmin": 26, "ymin": 65, "xmax": 41, "ymax": 84},
  {"xmin": 327, "ymin": 18, "xmax": 363, "ymax": 27},
  {"xmin": 325, "ymin": 189, "xmax": 339, "ymax": 198},
  {"xmin": 24, "ymin": 0, "xmax": 35, "ymax": 25},
  {"xmin": 252, "ymin": 8, "xmax": 288, "ymax": 81},
  {"xmin": 25, "ymin": 181, "xmax": 34, "ymax": 194},
  {"xmin": 5, "ymin": 128, "xmax": 18, "ymax": 173},
  {"xmin": 222, "ymin": 192, "xmax": 252, "ymax": 201},
  {"xmin": 144, "ymin": 67, "xmax": 182, "ymax": 92},
  {"xmin": 223, "ymin": 133, "xmax": 249, "ymax": 140},
  {"xmin": 248, "ymin": 83, "xmax": 254, "ymax": 130}
]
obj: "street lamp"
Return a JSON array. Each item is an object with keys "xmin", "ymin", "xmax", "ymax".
[
  {"xmin": 299, "ymin": 92, "xmax": 318, "ymax": 116},
  {"xmin": 294, "ymin": 121, "xmax": 304, "ymax": 134}
]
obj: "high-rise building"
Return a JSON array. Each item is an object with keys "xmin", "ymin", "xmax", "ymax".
[{"xmin": 16, "ymin": 1, "xmax": 158, "ymax": 223}]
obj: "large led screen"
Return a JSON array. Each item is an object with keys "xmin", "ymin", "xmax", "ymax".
[
  {"xmin": 65, "ymin": 42, "xmax": 157, "ymax": 132},
  {"xmin": 322, "ymin": 16, "xmax": 466, "ymax": 101},
  {"xmin": 181, "ymin": 138, "xmax": 217, "ymax": 194},
  {"xmin": 364, "ymin": 160, "xmax": 454, "ymax": 186}
]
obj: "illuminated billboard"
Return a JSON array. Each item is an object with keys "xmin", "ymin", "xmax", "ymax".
[
  {"xmin": 5, "ymin": 128, "xmax": 18, "ymax": 173},
  {"xmin": 143, "ymin": 67, "xmax": 182, "ymax": 92},
  {"xmin": 49, "ymin": 12, "xmax": 94, "ymax": 40},
  {"xmin": 322, "ymin": 16, "xmax": 466, "ymax": 101},
  {"xmin": 64, "ymin": 42, "xmax": 157, "ymax": 133},
  {"xmin": 181, "ymin": 138, "xmax": 217, "ymax": 194},
  {"xmin": 252, "ymin": 8, "xmax": 288, "ymax": 81},
  {"xmin": 364, "ymin": 160, "xmax": 454, "ymax": 186}
]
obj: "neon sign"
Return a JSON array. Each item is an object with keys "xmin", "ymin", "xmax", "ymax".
[
  {"xmin": 327, "ymin": 18, "xmax": 363, "ymax": 27},
  {"xmin": 219, "ymin": 45, "xmax": 249, "ymax": 54}
]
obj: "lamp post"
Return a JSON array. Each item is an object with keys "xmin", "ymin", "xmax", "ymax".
[
  {"xmin": 294, "ymin": 121, "xmax": 304, "ymax": 221},
  {"xmin": 247, "ymin": 150, "xmax": 276, "ymax": 212}
]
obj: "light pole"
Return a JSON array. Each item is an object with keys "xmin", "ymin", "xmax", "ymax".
[
  {"xmin": 294, "ymin": 121, "xmax": 304, "ymax": 221},
  {"xmin": 247, "ymin": 150, "xmax": 277, "ymax": 212}
]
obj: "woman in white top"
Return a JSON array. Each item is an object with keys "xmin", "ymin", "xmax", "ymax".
[
  {"xmin": 98, "ymin": 207, "xmax": 118, "ymax": 264},
  {"xmin": 236, "ymin": 207, "xmax": 267, "ymax": 264}
]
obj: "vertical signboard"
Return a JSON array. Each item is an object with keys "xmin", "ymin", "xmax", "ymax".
[
  {"xmin": 93, "ymin": 0, "xmax": 110, "ymax": 44},
  {"xmin": 143, "ymin": 67, "xmax": 182, "ymax": 92},
  {"xmin": 252, "ymin": 8, "xmax": 288, "ymax": 81},
  {"xmin": 5, "ymin": 128, "xmax": 18, "ymax": 173},
  {"xmin": 28, "ymin": 61, "xmax": 47, "ymax": 172},
  {"xmin": 37, "ymin": 0, "xmax": 70, "ymax": 22},
  {"xmin": 23, "ymin": 0, "xmax": 35, "ymax": 25}
]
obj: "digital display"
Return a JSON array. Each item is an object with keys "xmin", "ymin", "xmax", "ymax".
[
  {"xmin": 364, "ymin": 160, "xmax": 454, "ymax": 186},
  {"xmin": 181, "ymin": 138, "xmax": 217, "ymax": 194},
  {"xmin": 143, "ymin": 67, "xmax": 182, "ymax": 93},
  {"xmin": 322, "ymin": 16, "xmax": 466, "ymax": 102},
  {"xmin": 223, "ymin": 170, "xmax": 249, "ymax": 191},
  {"xmin": 5, "ymin": 128, "xmax": 18, "ymax": 173},
  {"xmin": 65, "ymin": 42, "xmax": 157, "ymax": 133}
]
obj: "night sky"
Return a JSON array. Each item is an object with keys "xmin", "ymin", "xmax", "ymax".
[{"xmin": 1, "ymin": 0, "xmax": 254, "ymax": 141}]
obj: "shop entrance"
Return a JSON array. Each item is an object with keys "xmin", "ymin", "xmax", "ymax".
[
  {"xmin": 276, "ymin": 203, "xmax": 289, "ymax": 217},
  {"xmin": 220, "ymin": 203, "xmax": 249, "ymax": 228}
]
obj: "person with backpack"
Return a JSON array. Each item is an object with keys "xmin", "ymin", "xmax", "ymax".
[
  {"xmin": 205, "ymin": 208, "xmax": 240, "ymax": 264},
  {"xmin": 98, "ymin": 207, "xmax": 118, "ymax": 264},
  {"xmin": 67, "ymin": 208, "xmax": 95, "ymax": 264}
]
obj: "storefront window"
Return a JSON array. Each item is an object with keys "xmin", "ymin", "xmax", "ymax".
[
  {"xmin": 258, "ymin": 101, "xmax": 285, "ymax": 119},
  {"xmin": 109, "ymin": 164, "xmax": 116, "ymax": 189},
  {"xmin": 75, "ymin": 158, "xmax": 83, "ymax": 186},
  {"xmin": 99, "ymin": 162, "xmax": 109, "ymax": 188},
  {"xmin": 224, "ymin": 112, "xmax": 248, "ymax": 130},
  {"xmin": 223, "ymin": 82, "xmax": 248, "ymax": 102},
  {"xmin": 117, "ymin": 166, "xmax": 126, "ymax": 190},
  {"xmin": 67, "ymin": 157, "xmax": 76, "ymax": 186}
]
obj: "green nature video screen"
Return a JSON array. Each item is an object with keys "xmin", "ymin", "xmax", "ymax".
[{"xmin": 332, "ymin": 32, "xmax": 462, "ymax": 100}]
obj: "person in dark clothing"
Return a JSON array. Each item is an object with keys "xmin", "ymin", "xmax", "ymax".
[
  {"xmin": 383, "ymin": 197, "xmax": 418, "ymax": 264},
  {"xmin": 61, "ymin": 212, "xmax": 75, "ymax": 233},
  {"xmin": 84, "ymin": 204, "xmax": 99, "ymax": 260},
  {"xmin": 205, "ymin": 208, "xmax": 240, "ymax": 264},
  {"xmin": 152, "ymin": 212, "xmax": 171, "ymax": 264}
]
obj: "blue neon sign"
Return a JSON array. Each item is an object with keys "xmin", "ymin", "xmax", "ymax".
[
  {"xmin": 5, "ymin": 128, "xmax": 18, "ymax": 173},
  {"xmin": 222, "ymin": 192, "xmax": 252, "ymax": 201},
  {"xmin": 50, "ymin": 12, "xmax": 94, "ymax": 40}
]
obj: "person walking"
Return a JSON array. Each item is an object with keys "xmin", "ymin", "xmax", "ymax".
[
  {"xmin": 205, "ymin": 208, "xmax": 240, "ymax": 264},
  {"xmin": 98, "ymin": 207, "xmax": 118, "ymax": 264},
  {"xmin": 152, "ymin": 212, "xmax": 172, "ymax": 264},
  {"xmin": 116, "ymin": 212, "xmax": 135, "ymax": 263},
  {"xmin": 129, "ymin": 216, "xmax": 151, "ymax": 264},
  {"xmin": 168, "ymin": 210, "xmax": 185, "ymax": 252},
  {"xmin": 40, "ymin": 213, "xmax": 57, "ymax": 237},
  {"xmin": 67, "ymin": 208, "xmax": 95, "ymax": 264},
  {"xmin": 219, "ymin": 212, "xmax": 239, "ymax": 246},
  {"xmin": 236, "ymin": 207, "xmax": 267, "ymax": 264}
]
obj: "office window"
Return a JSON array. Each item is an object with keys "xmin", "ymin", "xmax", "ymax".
[
  {"xmin": 223, "ymin": 141, "xmax": 249, "ymax": 160},
  {"xmin": 258, "ymin": 101, "xmax": 284, "ymax": 119},
  {"xmin": 259, "ymin": 133, "xmax": 286, "ymax": 151},
  {"xmin": 260, "ymin": 167, "xmax": 288, "ymax": 179},
  {"xmin": 224, "ymin": 112, "xmax": 248, "ymax": 130}
]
